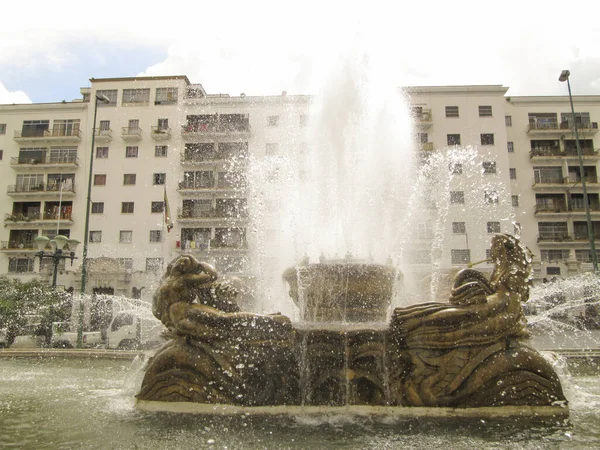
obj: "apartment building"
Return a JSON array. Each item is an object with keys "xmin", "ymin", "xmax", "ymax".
[{"xmin": 0, "ymin": 76, "xmax": 598, "ymax": 299}]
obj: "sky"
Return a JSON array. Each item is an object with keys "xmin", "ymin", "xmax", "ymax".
[{"xmin": 1, "ymin": 0, "xmax": 600, "ymax": 104}]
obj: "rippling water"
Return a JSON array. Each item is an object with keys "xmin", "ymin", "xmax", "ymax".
[{"xmin": 0, "ymin": 357, "xmax": 598, "ymax": 449}]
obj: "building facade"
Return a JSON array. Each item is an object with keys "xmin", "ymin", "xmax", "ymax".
[{"xmin": 0, "ymin": 76, "xmax": 598, "ymax": 299}]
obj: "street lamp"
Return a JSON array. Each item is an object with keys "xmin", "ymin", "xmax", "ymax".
[
  {"xmin": 559, "ymin": 70, "xmax": 599, "ymax": 274},
  {"xmin": 34, "ymin": 235, "xmax": 80, "ymax": 287},
  {"xmin": 80, "ymin": 93, "xmax": 110, "ymax": 294}
]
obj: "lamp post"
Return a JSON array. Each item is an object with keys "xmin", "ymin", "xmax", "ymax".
[
  {"xmin": 34, "ymin": 235, "xmax": 80, "ymax": 287},
  {"xmin": 559, "ymin": 70, "xmax": 599, "ymax": 275},
  {"xmin": 80, "ymin": 93, "xmax": 110, "ymax": 294}
]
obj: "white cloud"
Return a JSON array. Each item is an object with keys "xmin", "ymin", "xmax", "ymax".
[{"xmin": 0, "ymin": 81, "xmax": 31, "ymax": 104}]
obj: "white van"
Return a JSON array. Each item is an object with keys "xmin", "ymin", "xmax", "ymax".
[{"xmin": 106, "ymin": 313, "xmax": 163, "ymax": 350}]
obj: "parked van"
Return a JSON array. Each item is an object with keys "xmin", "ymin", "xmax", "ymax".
[{"xmin": 106, "ymin": 313, "xmax": 163, "ymax": 349}]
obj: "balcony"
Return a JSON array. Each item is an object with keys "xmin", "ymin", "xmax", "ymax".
[
  {"xmin": 7, "ymin": 183, "xmax": 76, "ymax": 197},
  {"xmin": 418, "ymin": 142, "xmax": 434, "ymax": 152},
  {"xmin": 94, "ymin": 128, "xmax": 113, "ymax": 142},
  {"xmin": 121, "ymin": 127, "xmax": 142, "ymax": 141},
  {"xmin": 181, "ymin": 116, "xmax": 251, "ymax": 140},
  {"xmin": 0, "ymin": 240, "xmax": 36, "ymax": 251},
  {"xmin": 535, "ymin": 204, "xmax": 568, "ymax": 214},
  {"xmin": 180, "ymin": 152, "xmax": 250, "ymax": 166},
  {"xmin": 412, "ymin": 109, "xmax": 432, "ymax": 129},
  {"xmin": 10, "ymin": 155, "xmax": 79, "ymax": 169},
  {"xmin": 528, "ymin": 120, "xmax": 598, "ymax": 136},
  {"xmin": 13, "ymin": 128, "xmax": 82, "ymax": 143},
  {"xmin": 4, "ymin": 212, "xmax": 74, "ymax": 227},
  {"xmin": 151, "ymin": 126, "xmax": 171, "ymax": 141},
  {"xmin": 177, "ymin": 208, "xmax": 248, "ymax": 224},
  {"xmin": 537, "ymin": 233, "xmax": 572, "ymax": 243}
]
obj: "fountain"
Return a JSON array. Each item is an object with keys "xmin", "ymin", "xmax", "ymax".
[{"xmin": 136, "ymin": 233, "xmax": 567, "ymax": 417}]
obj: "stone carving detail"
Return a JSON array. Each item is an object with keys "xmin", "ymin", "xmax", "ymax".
[{"xmin": 138, "ymin": 235, "xmax": 566, "ymax": 410}]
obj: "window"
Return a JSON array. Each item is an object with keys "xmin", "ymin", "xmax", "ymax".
[
  {"xmin": 121, "ymin": 202, "xmax": 134, "ymax": 214},
  {"xmin": 125, "ymin": 146, "xmax": 138, "ymax": 158},
  {"xmin": 157, "ymin": 118, "xmax": 169, "ymax": 131},
  {"xmin": 507, "ymin": 142, "xmax": 514, "ymax": 153},
  {"xmin": 96, "ymin": 147, "xmax": 109, "ymax": 159},
  {"xmin": 155, "ymin": 145, "xmax": 167, "ymax": 157},
  {"xmin": 122, "ymin": 88, "xmax": 150, "ymax": 104},
  {"xmin": 96, "ymin": 90, "xmax": 117, "ymax": 105},
  {"xmin": 547, "ymin": 267, "xmax": 561, "ymax": 276},
  {"xmin": 146, "ymin": 258, "xmax": 164, "ymax": 272},
  {"xmin": 0, "ymin": 124, "xmax": 6, "ymax": 134},
  {"xmin": 416, "ymin": 223, "xmax": 434, "ymax": 240},
  {"xmin": 155, "ymin": 87, "xmax": 178, "ymax": 105},
  {"xmin": 452, "ymin": 222, "xmax": 466, "ymax": 234},
  {"xmin": 265, "ymin": 143, "xmax": 279, "ymax": 155},
  {"xmin": 487, "ymin": 221, "xmax": 501, "ymax": 233},
  {"xmin": 541, "ymin": 250, "xmax": 570, "ymax": 261},
  {"xmin": 268, "ymin": 115, "xmax": 279, "ymax": 126},
  {"xmin": 451, "ymin": 249, "xmax": 471, "ymax": 265},
  {"xmin": 510, "ymin": 168, "xmax": 517, "ymax": 179},
  {"xmin": 94, "ymin": 174, "xmax": 106, "ymax": 186},
  {"xmin": 479, "ymin": 105, "xmax": 492, "ymax": 117},
  {"xmin": 450, "ymin": 163, "xmax": 463, "ymax": 174},
  {"xmin": 450, "ymin": 191, "xmax": 465, "ymax": 204},
  {"xmin": 92, "ymin": 202, "xmax": 104, "ymax": 214},
  {"xmin": 99, "ymin": 120, "xmax": 110, "ymax": 131},
  {"xmin": 447, "ymin": 134, "xmax": 461, "ymax": 146},
  {"xmin": 0, "ymin": 150, "xmax": 3, "ymax": 161},
  {"xmin": 482, "ymin": 162, "xmax": 497, "ymax": 174},
  {"xmin": 149, "ymin": 230, "xmax": 162, "ymax": 242},
  {"xmin": 419, "ymin": 133, "xmax": 428, "ymax": 143},
  {"xmin": 153, "ymin": 173, "xmax": 166, "ymax": 185},
  {"xmin": 505, "ymin": 115, "xmax": 512, "ymax": 126},
  {"xmin": 119, "ymin": 230, "xmax": 133, "ymax": 243},
  {"xmin": 89, "ymin": 231, "xmax": 102, "ymax": 243},
  {"xmin": 484, "ymin": 190, "xmax": 499, "ymax": 204},
  {"xmin": 123, "ymin": 174, "xmax": 136, "ymax": 185},
  {"xmin": 8, "ymin": 257, "xmax": 34, "ymax": 273},
  {"xmin": 300, "ymin": 115, "xmax": 309, "ymax": 127},
  {"xmin": 128, "ymin": 119, "xmax": 139, "ymax": 131},
  {"xmin": 512, "ymin": 195, "xmax": 519, "ymax": 207},
  {"xmin": 151, "ymin": 201, "xmax": 164, "ymax": 213},
  {"xmin": 445, "ymin": 106, "xmax": 459, "ymax": 117},
  {"xmin": 481, "ymin": 133, "xmax": 495, "ymax": 145}
]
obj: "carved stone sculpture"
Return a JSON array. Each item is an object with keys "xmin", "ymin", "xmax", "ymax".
[{"xmin": 138, "ymin": 235, "xmax": 567, "ymax": 413}]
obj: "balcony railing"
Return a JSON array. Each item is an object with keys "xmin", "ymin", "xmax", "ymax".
[
  {"xmin": 10, "ymin": 155, "xmax": 79, "ymax": 166},
  {"xmin": 94, "ymin": 128, "xmax": 113, "ymax": 140},
  {"xmin": 537, "ymin": 233, "xmax": 572, "ymax": 242},
  {"xmin": 13, "ymin": 129, "xmax": 82, "ymax": 141},
  {"xmin": 4, "ymin": 212, "xmax": 73, "ymax": 222},
  {"xmin": 121, "ymin": 127, "xmax": 142, "ymax": 140},
  {"xmin": 7, "ymin": 183, "xmax": 76, "ymax": 194},
  {"xmin": 181, "ymin": 121, "xmax": 251, "ymax": 135},
  {"xmin": 151, "ymin": 126, "xmax": 171, "ymax": 140},
  {"xmin": 177, "ymin": 208, "xmax": 248, "ymax": 220},
  {"xmin": 419, "ymin": 142, "xmax": 434, "ymax": 151},
  {"xmin": 535, "ymin": 204, "xmax": 568, "ymax": 214},
  {"xmin": 180, "ymin": 152, "xmax": 250, "ymax": 164},
  {"xmin": 1, "ymin": 240, "xmax": 35, "ymax": 250}
]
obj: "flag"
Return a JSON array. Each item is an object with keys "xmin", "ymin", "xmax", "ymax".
[{"xmin": 164, "ymin": 186, "xmax": 174, "ymax": 233}]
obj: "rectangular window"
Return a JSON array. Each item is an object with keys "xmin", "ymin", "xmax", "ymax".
[
  {"xmin": 450, "ymin": 191, "xmax": 465, "ymax": 204},
  {"xmin": 267, "ymin": 115, "xmax": 279, "ymax": 126},
  {"xmin": 122, "ymin": 88, "xmax": 150, "ymax": 104},
  {"xmin": 505, "ymin": 115, "xmax": 512, "ymax": 126},
  {"xmin": 94, "ymin": 174, "xmax": 106, "ymax": 186},
  {"xmin": 0, "ymin": 124, "xmax": 6, "ymax": 134},
  {"xmin": 123, "ymin": 174, "xmax": 136, "ymax": 185},
  {"xmin": 419, "ymin": 133, "xmax": 428, "ymax": 144},
  {"xmin": 157, "ymin": 118, "xmax": 169, "ymax": 130},
  {"xmin": 0, "ymin": 150, "xmax": 3, "ymax": 160},
  {"xmin": 96, "ymin": 147, "xmax": 109, "ymax": 158},
  {"xmin": 450, "ymin": 163, "xmax": 463, "ymax": 174},
  {"xmin": 451, "ymin": 249, "xmax": 471, "ymax": 265},
  {"xmin": 265, "ymin": 143, "xmax": 279, "ymax": 155},
  {"xmin": 8, "ymin": 257, "xmax": 34, "ymax": 273},
  {"xmin": 125, "ymin": 146, "xmax": 138, "ymax": 158},
  {"xmin": 484, "ymin": 191, "xmax": 499, "ymax": 204},
  {"xmin": 121, "ymin": 202, "xmax": 134, "ymax": 214},
  {"xmin": 151, "ymin": 201, "xmax": 164, "ymax": 213},
  {"xmin": 149, "ymin": 230, "xmax": 162, "ymax": 242},
  {"xmin": 507, "ymin": 142, "xmax": 514, "ymax": 153},
  {"xmin": 447, "ymin": 134, "xmax": 461, "ymax": 146},
  {"xmin": 487, "ymin": 221, "xmax": 501, "ymax": 233},
  {"xmin": 89, "ymin": 231, "xmax": 102, "ymax": 243},
  {"xmin": 481, "ymin": 134, "xmax": 495, "ymax": 145},
  {"xmin": 512, "ymin": 195, "xmax": 519, "ymax": 207},
  {"xmin": 119, "ymin": 230, "xmax": 133, "ymax": 243},
  {"xmin": 155, "ymin": 87, "xmax": 178, "ymax": 105},
  {"xmin": 91, "ymin": 202, "xmax": 104, "ymax": 214},
  {"xmin": 146, "ymin": 258, "xmax": 164, "ymax": 272},
  {"xmin": 99, "ymin": 120, "xmax": 110, "ymax": 131},
  {"xmin": 445, "ymin": 106, "xmax": 459, "ymax": 117},
  {"xmin": 547, "ymin": 267, "xmax": 561, "ymax": 276},
  {"xmin": 541, "ymin": 250, "xmax": 570, "ymax": 261},
  {"xmin": 510, "ymin": 168, "xmax": 517, "ymax": 179},
  {"xmin": 479, "ymin": 105, "xmax": 492, "ymax": 117},
  {"xmin": 482, "ymin": 162, "xmax": 497, "ymax": 174},
  {"xmin": 155, "ymin": 145, "xmax": 167, "ymax": 157},
  {"xmin": 96, "ymin": 90, "xmax": 117, "ymax": 105},
  {"xmin": 452, "ymin": 222, "xmax": 466, "ymax": 234},
  {"xmin": 153, "ymin": 173, "xmax": 166, "ymax": 185}
]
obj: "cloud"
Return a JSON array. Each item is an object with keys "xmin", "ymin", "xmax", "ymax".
[{"xmin": 0, "ymin": 81, "xmax": 31, "ymax": 104}]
